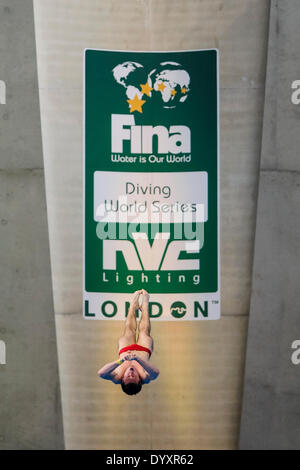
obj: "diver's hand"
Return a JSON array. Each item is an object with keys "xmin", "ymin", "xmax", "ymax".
[
  {"xmin": 124, "ymin": 354, "xmax": 137, "ymax": 361},
  {"xmin": 124, "ymin": 354, "xmax": 133, "ymax": 361}
]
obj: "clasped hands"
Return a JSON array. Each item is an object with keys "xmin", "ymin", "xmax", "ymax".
[{"xmin": 124, "ymin": 352, "xmax": 138, "ymax": 361}]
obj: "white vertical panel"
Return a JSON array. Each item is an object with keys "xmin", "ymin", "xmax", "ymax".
[{"xmin": 34, "ymin": 0, "xmax": 269, "ymax": 449}]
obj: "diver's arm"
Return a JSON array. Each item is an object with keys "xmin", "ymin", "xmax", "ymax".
[
  {"xmin": 97, "ymin": 359, "xmax": 124, "ymax": 382},
  {"xmin": 130, "ymin": 356, "xmax": 160, "ymax": 381}
]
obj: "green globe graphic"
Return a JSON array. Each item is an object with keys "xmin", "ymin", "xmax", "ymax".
[
  {"xmin": 112, "ymin": 61, "xmax": 190, "ymax": 111},
  {"xmin": 149, "ymin": 61, "xmax": 190, "ymax": 109},
  {"xmin": 112, "ymin": 61, "xmax": 148, "ymax": 101}
]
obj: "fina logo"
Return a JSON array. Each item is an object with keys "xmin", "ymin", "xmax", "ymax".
[
  {"xmin": 111, "ymin": 61, "xmax": 191, "ymax": 154},
  {"xmin": 111, "ymin": 114, "xmax": 190, "ymax": 154},
  {"xmin": 112, "ymin": 60, "xmax": 190, "ymax": 113}
]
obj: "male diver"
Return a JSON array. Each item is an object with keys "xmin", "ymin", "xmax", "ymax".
[{"xmin": 98, "ymin": 289, "xmax": 160, "ymax": 395}]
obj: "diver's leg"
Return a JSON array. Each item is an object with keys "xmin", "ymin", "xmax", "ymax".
[
  {"xmin": 118, "ymin": 289, "xmax": 142, "ymax": 350},
  {"xmin": 137, "ymin": 289, "xmax": 153, "ymax": 351}
]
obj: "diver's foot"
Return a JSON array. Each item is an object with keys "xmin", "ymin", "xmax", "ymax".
[
  {"xmin": 141, "ymin": 289, "xmax": 150, "ymax": 310},
  {"xmin": 130, "ymin": 289, "xmax": 142, "ymax": 311}
]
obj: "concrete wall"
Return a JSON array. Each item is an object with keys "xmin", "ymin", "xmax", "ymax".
[
  {"xmin": 33, "ymin": 0, "xmax": 270, "ymax": 449},
  {"xmin": 239, "ymin": 0, "xmax": 300, "ymax": 449},
  {"xmin": 0, "ymin": 0, "xmax": 64, "ymax": 449}
]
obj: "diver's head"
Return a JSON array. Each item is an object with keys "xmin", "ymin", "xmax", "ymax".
[{"xmin": 121, "ymin": 366, "xmax": 142, "ymax": 395}]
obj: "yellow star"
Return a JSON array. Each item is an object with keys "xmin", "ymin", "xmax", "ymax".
[
  {"xmin": 127, "ymin": 94, "xmax": 146, "ymax": 113},
  {"xmin": 171, "ymin": 89, "xmax": 177, "ymax": 96},
  {"xmin": 181, "ymin": 87, "xmax": 187, "ymax": 94},
  {"xmin": 157, "ymin": 82, "xmax": 166, "ymax": 92},
  {"xmin": 140, "ymin": 82, "xmax": 153, "ymax": 97}
]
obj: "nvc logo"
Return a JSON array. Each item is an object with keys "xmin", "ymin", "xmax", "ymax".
[{"xmin": 102, "ymin": 232, "xmax": 201, "ymax": 271}]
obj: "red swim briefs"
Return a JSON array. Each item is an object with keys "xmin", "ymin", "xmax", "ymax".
[{"xmin": 119, "ymin": 343, "xmax": 152, "ymax": 357}]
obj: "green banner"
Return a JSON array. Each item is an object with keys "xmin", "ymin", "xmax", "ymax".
[{"xmin": 84, "ymin": 49, "xmax": 220, "ymax": 320}]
